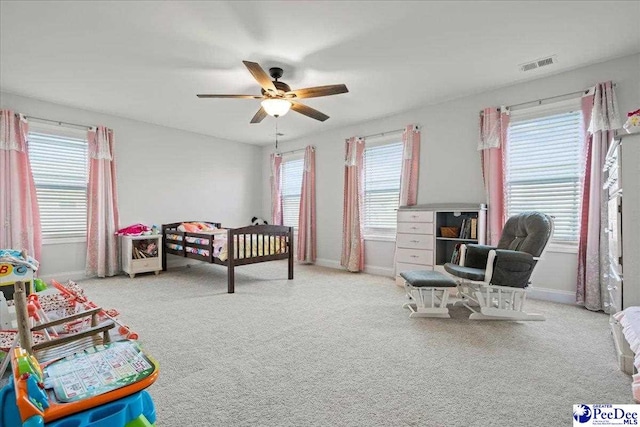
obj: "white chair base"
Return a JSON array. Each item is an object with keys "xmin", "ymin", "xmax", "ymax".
[
  {"xmin": 403, "ymin": 301, "xmax": 451, "ymax": 318},
  {"xmin": 403, "ymin": 284, "xmax": 454, "ymax": 318},
  {"xmin": 458, "ymin": 281, "xmax": 545, "ymax": 321}
]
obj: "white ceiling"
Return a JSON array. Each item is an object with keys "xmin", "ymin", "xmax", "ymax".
[{"xmin": 1, "ymin": 1, "xmax": 639, "ymax": 145}]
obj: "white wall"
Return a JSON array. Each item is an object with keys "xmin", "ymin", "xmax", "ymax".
[
  {"xmin": 262, "ymin": 54, "xmax": 640, "ymax": 301},
  {"xmin": 0, "ymin": 92, "xmax": 263, "ymax": 279}
]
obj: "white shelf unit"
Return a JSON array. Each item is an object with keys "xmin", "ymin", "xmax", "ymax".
[
  {"xmin": 605, "ymin": 131, "xmax": 640, "ymax": 375},
  {"xmin": 121, "ymin": 234, "xmax": 162, "ymax": 278},
  {"xmin": 395, "ymin": 204, "xmax": 486, "ymax": 283}
]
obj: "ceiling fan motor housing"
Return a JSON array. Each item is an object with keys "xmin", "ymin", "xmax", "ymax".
[
  {"xmin": 262, "ymin": 81, "xmax": 292, "ymax": 96},
  {"xmin": 269, "ymin": 67, "xmax": 284, "ymax": 80}
]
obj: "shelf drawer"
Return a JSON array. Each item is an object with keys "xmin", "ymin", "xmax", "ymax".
[
  {"xmin": 396, "ymin": 248, "xmax": 433, "ymax": 265},
  {"xmin": 130, "ymin": 258, "xmax": 161, "ymax": 272},
  {"xmin": 397, "ymin": 210, "xmax": 434, "ymax": 223},
  {"xmin": 396, "ymin": 233, "xmax": 434, "ymax": 250},
  {"xmin": 396, "ymin": 262, "xmax": 433, "ymax": 275},
  {"xmin": 397, "ymin": 222, "xmax": 433, "ymax": 235}
]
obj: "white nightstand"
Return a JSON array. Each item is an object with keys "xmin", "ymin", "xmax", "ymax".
[{"xmin": 121, "ymin": 234, "xmax": 162, "ymax": 278}]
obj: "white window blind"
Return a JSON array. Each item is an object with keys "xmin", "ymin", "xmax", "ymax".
[
  {"xmin": 28, "ymin": 130, "xmax": 88, "ymax": 240},
  {"xmin": 506, "ymin": 107, "xmax": 584, "ymax": 243},
  {"xmin": 281, "ymin": 157, "xmax": 304, "ymax": 228},
  {"xmin": 364, "ymin": 141, "xmax": 403, "ymax": 236}
]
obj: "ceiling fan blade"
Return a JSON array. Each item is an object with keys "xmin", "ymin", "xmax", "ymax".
[
  {"xmin": 286, "ymin": 84, "xmax": 348, "ymax": 99},
  {"xmin": 242, "ymin": 61, "xmax": 277, "ymax": 94},
  {"xmin": 250, "ymin": 107, "xmax": 268, "ymax": 124},
  {"xmin": 197, "ymin": 94, "xmax": 263, "ymax": 99},
  {"xmin": 291, "ymin": 102, "xmax": 329, "ymax": 122}
]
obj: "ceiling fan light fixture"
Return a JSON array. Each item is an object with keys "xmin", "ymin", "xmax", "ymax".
[{"xmin": 261, "ymin": 98, "xmax": 292, "ymax": 117}]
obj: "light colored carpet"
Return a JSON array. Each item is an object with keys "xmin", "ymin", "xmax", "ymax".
[{"xmin": 43, "ymin": 262, "xmax": 634, "ymax": 426}]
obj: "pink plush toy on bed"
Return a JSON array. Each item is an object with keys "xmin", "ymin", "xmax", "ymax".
[
  {"xmin": 116, "ymin": 223, "xmax": 151, "ymax": 236},
  {"xmin": 177, "ymin": 222, "xmax": 219, "ymax": 232}
]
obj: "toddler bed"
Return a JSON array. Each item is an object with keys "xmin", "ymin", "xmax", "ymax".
[{"xmin": 161, "ymin": 221, "xmax": 294, "ymax": 293}]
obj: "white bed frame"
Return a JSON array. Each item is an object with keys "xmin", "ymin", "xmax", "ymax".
[{"xmin": 611, "ymin": 317, "xmax": 635, "ymax": 375}]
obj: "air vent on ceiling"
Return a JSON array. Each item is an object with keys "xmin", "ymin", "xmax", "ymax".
[{"xmin": 519, "ymin": 55, "xmax": 558, "ymax": 72}]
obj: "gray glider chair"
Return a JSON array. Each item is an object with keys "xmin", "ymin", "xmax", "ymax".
[{"xmin": 444, "ymin": 211, "xmax": 553, "ymax": 320}]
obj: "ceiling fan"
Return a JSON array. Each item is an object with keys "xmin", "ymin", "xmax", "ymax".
[{"xmin": 197, "ymin": 61, "xmax": 349, "ymax": 123}]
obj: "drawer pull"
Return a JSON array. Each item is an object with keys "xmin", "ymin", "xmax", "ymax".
[
  {"xmin": 410, "ymin": 240, "xmax": 420, "ymax": 243},
  {"xmin": 411, "ymin": 227, "xmax": 417, "ymax": 230},
  {"xmin": 410, "ymin": 255, "xmax": 419, "ymax": 258}
]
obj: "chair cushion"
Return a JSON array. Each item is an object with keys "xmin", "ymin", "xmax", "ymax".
[
  {"xmin": 464, "ymin": 244, "xmax": 496, "ymax": 269},
  {"xmin": 497, "ymin": 212, "xmax": 552, "ymax": 257},
  {"xmin": 400, "ymin": 270, "xmax": 457, "ymax": 288},
  {"xmin": 443, "ymin": 263, "xmax": 486, "ymax": 281}
]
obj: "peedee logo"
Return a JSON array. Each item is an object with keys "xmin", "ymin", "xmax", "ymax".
[
  {"xmin": 573, "ymin": 405, "xmax": 592, "ymax": 423},
  {"xmin": 594, "ymin": 407, "xmax": 638, "ymax": 424},
  {"xmin": 574, "ymin": 404, "xmax": 640, "ymax": 425}
]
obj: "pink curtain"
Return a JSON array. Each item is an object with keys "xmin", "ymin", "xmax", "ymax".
[
  {"xmin": 399, "ymin": 125, "xmax": 420, "ymax": 206},
  {"xmin": 86, "ymin": 126, "xmax": 120, "ymax": 277},
  {"xmin": 479, "ymin": 107, "xmax": 509, "ymax": 245},
  {"xmin": 297, "ymin": 146, "xmax": 316, "ymax": 263},
  {"xmin": 0, "ymin": 110, "xmax": 42, "ymax": 261},
  {"xmin": 577, "ymin": 81, "xmax": 621, "ymax": 312},
  {"xmin": 270, "ymin": 154, "xmax": 283, "ymax": 225},
  {"xmin": 341, "ymin": 137, "xmax": 365, "ymax": 272}
]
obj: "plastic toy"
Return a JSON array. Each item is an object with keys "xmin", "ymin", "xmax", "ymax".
[
  {"xmin": 33, "ymin": 278, "xmax": 47, "ymax": 292},
  {"xmin": 52, "ymin": 280, "xmax": 139, "ymax": 340},
  {"xmin": 0, "ymin": 340, "xmax": 159, "ymax": 426},
  {"xmin": 26, "ymin": 294, "xmax": 58, "ymax": 340},
  {"xmin": 0, "ymin": 249, "xmax": 37, "ymax": 301},
  {"xmin": 0, "ymin": 280, "xmax": 159, "ymax": 427}
]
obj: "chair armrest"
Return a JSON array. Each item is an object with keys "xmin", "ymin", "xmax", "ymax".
[
  {"xmin": 464, "ymin": 244, "xmax": 498, "ymax": 269},
  {"xmin": 490, "ymin": 249, "xmax": 536, "ymax": 288}
]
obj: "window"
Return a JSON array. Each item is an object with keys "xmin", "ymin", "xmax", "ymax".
[
  {"xmin": 28, "ymin": 124, "xmax": 88, "ymax": 241},
  {"xmin": 506, "ymin": 100, "xmax": 584, "ymax": 244},
  {"xmin": 363, "ymin": 140, "xmax": 403, "ymax": 238},
  {"xmin": 281, "ymin": 157, "xmax": 304, "ymax": 228}
]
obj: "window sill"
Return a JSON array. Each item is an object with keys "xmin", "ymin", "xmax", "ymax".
[
  {"xmin": 363, "ymin": 235, "xmax": 397, "ymax": 243},
  {"xmin": 43, "ymin": 237, "xmax": 87, "ymax": 245},
  {"xmin": 546, "ymin": 243, "xmax": 578, "ymax": 254}
]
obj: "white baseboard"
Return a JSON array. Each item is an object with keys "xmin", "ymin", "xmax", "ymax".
[
  {"xmin": 315, "ymin": 258, "xmax": 341, "ymax": 270},
  {"xmin": 39, "ymin": 270, "xmax": 87, "ymax": 282},
  {"xmin": 36, "ymin": 258, "xmax": 203, "ymax": 283},
  {"xmin": 527, "ymin": 286, "xmax": 576, "ymax": 304},
  {"xmin": 166, "ymin": 258, "xmax": 199, "ymax": 269},
  {"xmin": 318, "ymin": 258, "xmax": 575, "ymax": 304},
  {"xmin": 364, "ymin": 265, "xmax": 394, "ymax": 278},
  {"xmin": 316, "ymin": 258, "xmax": 394, "ymax": 278}
]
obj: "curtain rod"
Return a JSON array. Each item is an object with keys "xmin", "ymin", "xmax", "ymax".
[
  {"xmin": 343, "ymin": 128, "xmax": 406, "ymax": 142},
  {"xmin": 484, "ymin": 83, "xmax": 618, "ymax": 114},
  {"xmin": 277, "ymin": 146, "xmax": 315, "ymax": 156},
  {"xmin": 360, "ymin": 128, "xmax": 404, "ymax": 140},
  {"xmin": 25, "ymin": 115, "xmax": 91, "ymax": 130},
  {"xmin": 507, "ymin": 89, "xmax": 588, "ymax": 110}
]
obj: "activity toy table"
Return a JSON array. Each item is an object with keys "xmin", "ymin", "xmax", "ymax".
[{"xmin": 0, "ymin": 339, "xmax": 159, "ymax": 426}]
